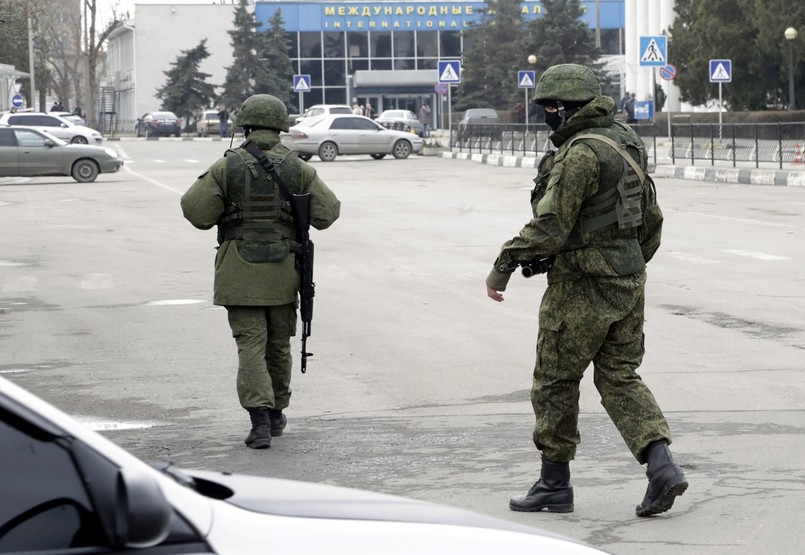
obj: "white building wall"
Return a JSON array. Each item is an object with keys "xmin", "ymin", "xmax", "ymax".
[{"xmin": 134, "ymin": 3, "xmax": 239, "ymax": 122}]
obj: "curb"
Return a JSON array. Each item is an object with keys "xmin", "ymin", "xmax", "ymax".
[{"xmin": 437, "ymin": 151, "xmax": 805, "ymax": 187}]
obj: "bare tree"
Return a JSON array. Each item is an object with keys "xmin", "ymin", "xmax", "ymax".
[{"xmin": 83, "ymin": 0, "xmax": 123, "ymax": 128}]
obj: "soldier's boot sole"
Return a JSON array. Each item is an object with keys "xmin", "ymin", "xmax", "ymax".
[{"xmin": 636, "ymin": 477, "xmax": 688, "ymax": 517}]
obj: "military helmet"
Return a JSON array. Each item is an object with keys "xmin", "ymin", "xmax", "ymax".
[
  {"xmin": 234, "ymin": 94, "xmax": 289, "ymax": 132},
  {"xmin": 534, "ymin": 64, "xmax": 601, "ymax": 104}
]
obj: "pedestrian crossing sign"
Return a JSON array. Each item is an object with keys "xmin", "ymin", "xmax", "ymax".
[
  {"xmin": 709, "ymin": 59, "xmax": 732, "ymax": 83},
  {"xmin": 293, "ymin": 74, "xmax": 311, "ymax": 92},
  {"xmin": 518, "ymin": 70, "xmax": 536, "ymax": 89},
  {"xmin": 639, "ymin": 35, "xmax": 667, "ymax": 67},
  {"xmin": 438, "ymin": 60, "xmax": 461, "ymax": 84}
]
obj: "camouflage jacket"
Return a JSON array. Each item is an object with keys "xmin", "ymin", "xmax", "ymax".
[
  {"xmin": 491, "ymin": 95, "xmax": 658, "ymax": 287},
  {"xmin": 181, "ymin": 129, "xmax": 341, "ymax": 306}
]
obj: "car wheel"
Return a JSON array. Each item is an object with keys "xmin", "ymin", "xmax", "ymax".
[
  {"xmin": 70, "ymin": 136, "xmax": 88, "ymax": 145},
  {"xmin": 370, "ymin": 153, "xmax": 386, "ymax": 160},
  {"xmin": 298, "ymin": 153, "xmax": 313, "ymax": 162},
  {"xmin": 71, "ymin": 159, "xmax": 99, "ymax": 183},
  {"xmin": 318, "ymin": 141, "xmax": 338, "ymax": 162},
  {"xmin": 145, "ymin": 127, "xmax": 151, "ymax": 138},
  {"xmin": 136, "ymin": 126, "xmax": 141, "ymax": 138},
  {"xmin": 392, "ymin": 140, "xmax": 412, "ymax": 159}
]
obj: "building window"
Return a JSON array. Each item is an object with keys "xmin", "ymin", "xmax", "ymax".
[
  {"xmin": 440, "ymin": 31, "xmax": 462, "ymax": 58},
  {"xmin": 324, "ymin": 59, "xmax": 346, "ymax": 87},
  {"xmin": 394, "ymin": 58, "xmax": 415, "ymax": 70},
  {"xmin": 393, "ymin": 31, "xmax": 415, "ymax": 58},
  {"xmin": 417, "ymin": 31, "xmax": 438, "ymax": 58},
  {"xmin": 348, "ymin": 32, "xmax": 369, "ymax": 57},
  {"xmin": 299, "ymin": 32, "xmax": 322, "ymax": 58},
  {"xmin": 286, "ymin": 31, "xmax": 299, "ymax": 58},
  {"xmin": 370, "ymin": 31, "xmax": 392, "ymax": 58},
  {"xmin": 371, "ymin": 59, "xmax": 392, "ymax": 70},
  {"xmin": 300, "ymin": 59, "xmax": 323, "ymax": 86},
  {"xmin": 323, "ymin": 31, "xmax": 345, "ymax": 58}
]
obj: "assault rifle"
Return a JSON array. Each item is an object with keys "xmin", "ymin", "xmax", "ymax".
[
  {"xmin": 500, "ymin": 255, "xmax": 556, "ymax": 278},
  {"xmin": 242, "ymin": 141, "xmax": 315, "ymax": 373}
]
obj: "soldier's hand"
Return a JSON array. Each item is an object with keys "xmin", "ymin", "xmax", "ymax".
[{"xmin": 487, "ymin": 286, "xmax": 504, "ymax": 302}]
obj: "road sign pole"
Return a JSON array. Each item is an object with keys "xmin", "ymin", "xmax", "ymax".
[
  {"xmin": 448, "ymin": 85, "xmax": 452, "ymax": 149},
  {"xmin": 718, "ymin": 83, "xmax": 723, "ymax": 140}
]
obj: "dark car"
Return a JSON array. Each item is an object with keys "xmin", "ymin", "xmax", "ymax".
[
  {"xmin": 0, "ymin": 376, "xmax": 609, "ymax": 554},
  {"xmin": 0, "ymin": 125, "xmax": 123, "ymax": 182},
  {"xmin": 136, "ymin": 111, "xmax": 182, "ymax": 138},
  {"xmin": 457, "ymin": 108, "xmax": 501, "ymax": 142}
]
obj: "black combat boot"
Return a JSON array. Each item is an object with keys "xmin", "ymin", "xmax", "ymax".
[
  {"xmin": 244, "ymin": 408, "xmax": 271, "ymax": 449},
  {"xmin": 635, "ymin": 440, "xmax": 688, "ymax": 517},
  {"xmin": 509, "ymin": 457, "xmax": 574, "ymax": 513},
  {"xmin": 268, "ymin": 409, "xmax": 287, "ymax": 437}
]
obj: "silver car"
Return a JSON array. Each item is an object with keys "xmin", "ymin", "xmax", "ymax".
[
  {"xmin": 0, "ymin": 375, "xmax": 608, "ymax": 555},
  {"xmin": 375, "ymin": 109, "xmax": 425, "ymax": 136},
  {"xmin": 0, "ymin": 125, "xmax": 123, "ymax": 182},
  {"xmin": 0, "ymin": 111, "xmax": 103, "ymax": 144},
  {"xmin": 282, "ymin": 114, "xmax": 423, "ymax": 162}
]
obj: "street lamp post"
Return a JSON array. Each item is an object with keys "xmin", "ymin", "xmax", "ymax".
[{"xmin": 785, "ymin": 27, "xmax": 797, "ymax": 110}]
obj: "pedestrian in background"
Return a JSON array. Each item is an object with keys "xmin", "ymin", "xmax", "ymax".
[
  {"xmin": 181, "ymin": 94, "xmax": 341, "ymax": 450},
  {"xmin": 218, "ymin": 105, "xmax": 230, "ymax": 138},
  {"xmin": 625, "ymin": 93, "xmax": 637, "ymax": 123},
  {"xmin": 419, "ymin": 102, "xmax": 432, "ymax": 137},
  {"xmin": 364, "ymin": 102, "xmax": 374, "ymax": 119},
  {"xmin": 352, "ymin": 103, "xmax": 362, "ymax": 115},
  {"xmin": 485, "ymin": 64, "xmax": 687, "ymax": 517}
]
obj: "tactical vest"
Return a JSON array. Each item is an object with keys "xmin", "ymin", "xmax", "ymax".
[
  {"xmin": 534, "ymin": 122, "xmax": 647, "ymax": 252},
  {"xmin": 218, "ymin": 147, "xmax": 296, "ymax": 263}
]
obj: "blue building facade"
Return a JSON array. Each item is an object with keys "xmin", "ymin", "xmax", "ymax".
[{"xmin": 255, "ymin": 1, "xmax": 625, "ymax": 116}]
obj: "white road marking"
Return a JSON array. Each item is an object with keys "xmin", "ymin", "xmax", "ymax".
[
  {"xmin": 676, "ymin": 210, "xmax": 789, "ymax": 228},
  {"xmin": 143, "ymin": 299, "xmax": 206, "ymax": 306},
  {"xmin": 81, "ymin": 273, "xmax": 114, "ymax": 289},
  {"xmin": 722, "ymin": 249, "xmax": 788, "ymax": 261},
  {"xmin": 121, "ymin": 164, "xmax": 184, "ymax": 195},
  {"xmin": 153, "ymin": 159, "xmax": 166, "ymax": 164},
  {"xmin": 3, "ymin": 276, "xmax": 37, "ymax": 292},
  {"xmin": 75, "ymin": 417, "xmax": 163, "ymax": 431},
  {"xmin": 665, "ymin": 252, "xmax": 722, "ymax": 264}
]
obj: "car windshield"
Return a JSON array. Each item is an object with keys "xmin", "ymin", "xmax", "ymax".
[
  {"xmin": 153, "ymin": 112, "xmax": 177, "ymax": 119},
  {"xmin": 382, "ymin": 111, "xmax": 406, "ymax": 118},
  {"xmin": 465, "ymin": 109, "xmax": 498, "ymax": 120},
  {"xmin": 330, "ymin": 107, "xmax": 352, "ymax": 114}
]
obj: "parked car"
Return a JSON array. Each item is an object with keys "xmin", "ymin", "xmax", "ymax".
[
  {"xmin": 136, "ymin": 111, "xmax": 182, "ymax": 138},
  {"xmin": 0, "ymin": 125, "xmax": 123, "ymax": 182},
  {"xmin": 196, "ymin": 109, "xmax": 234, "ymax": 137},
  {"xmin": 49, "ymin": 111, "xmax": 86, "ymax": 126},
  {"xmin": 294, "ymin": 104, "xmax": 353, "ymax": 125},
  {"xmin": 457, "ymin": 108, "xmax": 501, "ymax": 142},
  {"xmin": 0, "ymin": 112, "xmax": 103, "ymax": 144},
  {"xmin": 282, "ymin": 114, "xmax": 423, "ymax": 162},
  {"xmin": 0, "ymin": 375, "xmax": 607, "ymax": 555},
  {"xmin": 375, "ymin": 110, "xmax": 425, "ymax": 136}
]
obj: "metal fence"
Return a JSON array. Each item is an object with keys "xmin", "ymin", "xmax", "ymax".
[{"xmin": 451, "ymin": 121, "xmax": 805, "ymax": 169}]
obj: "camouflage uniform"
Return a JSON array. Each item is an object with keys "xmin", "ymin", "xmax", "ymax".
[
  {"xmin": 489, "ymin": 65, "xmax": 686, "ymax": 516},
  {"xmin": 488, "ymin": 92, "xmax": 671, "ymax": 463},
  {"xmin": 181, "ymin": 95, "xmax": 340, "ymax": 447}
]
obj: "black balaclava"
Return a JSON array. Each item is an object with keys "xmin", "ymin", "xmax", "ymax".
[{"xmin": 542, "ymin": 100, "xmax": 589, "ymax": 131}]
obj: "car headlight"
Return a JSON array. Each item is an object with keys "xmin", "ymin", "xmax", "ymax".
[{"xmin": 104, "ymin": 148, "xmax": 120, "ymax": 159}]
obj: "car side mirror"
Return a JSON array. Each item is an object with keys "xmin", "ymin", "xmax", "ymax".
[
  {"xmin": 43, "ymin": 139, "xmax": 55, "ymax": 148},
  {"xmin": 112, "ymin": 467, "xmax": 173, "ymax": 549}
]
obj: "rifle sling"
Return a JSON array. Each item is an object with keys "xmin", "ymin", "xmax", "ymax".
[{"xmin": 241, "ymin": 140, "xmax": 295, "ymax": 205}]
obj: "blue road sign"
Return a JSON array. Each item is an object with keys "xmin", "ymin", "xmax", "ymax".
[
  {"xmin": 293, "ymin": 74, "xmax": 311, "ymax": 92},
  {"xmin": 11, "ymin": 94, "xmax": 24, "ymax": 108},
  {"xmin": 709, "ymin": 59, "xmax": 732, "ymax": 83},
  {"xmin": 518, "ymin": 70, "xmax": 536, "ymax": 89},
  {"xmin": 639, "ymin": 36, "xmax": 668, "ymax": 67},
  {"xmin": 437, "ymin": 60, "xmax": 461, "ymax": 84},
  {"xmin": 634, "ymin": 100, "xmax": 654, "ymax": 120}
]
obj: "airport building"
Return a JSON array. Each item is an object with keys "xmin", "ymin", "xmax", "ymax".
[{"xmin": 106, "ymin": 0, "xmax": 679, "ymax": 130}]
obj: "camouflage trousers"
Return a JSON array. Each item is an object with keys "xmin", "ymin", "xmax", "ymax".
[
  {"xmin": 531, "ymin": 272, "xmax": 671, "ymax": 464},
  {"xmin": 226, "ymin": 304, "xmax": 297, "ymax": 411}
]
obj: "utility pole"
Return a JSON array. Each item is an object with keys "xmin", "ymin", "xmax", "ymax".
[{"xmin": 27, "ymin": 14, "xmax": 37, "ymax": 110}]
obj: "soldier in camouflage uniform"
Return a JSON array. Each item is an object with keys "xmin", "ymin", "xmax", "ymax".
[
  {"xmin": 485, "ymin": 64, "xmax": 687, "ymax": 516},
  {"xmin": 181, "ymin": 94, "xmax": 341, "ymax": 449}
]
